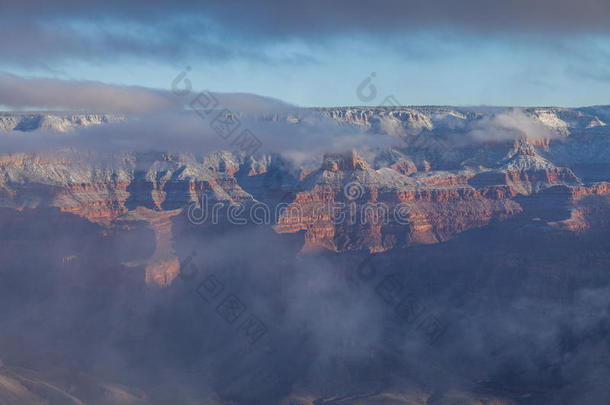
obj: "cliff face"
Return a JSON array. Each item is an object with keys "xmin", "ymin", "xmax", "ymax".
[
  {"xmin": 0, "ymin": 107, "xmax": 609, "ymax": 405},
  {"xmin": 273, "ymin": 150, "xmax": 523, "ymax": 252},
  {"xmin": 0, "ymin": 107, "xmax": 609, "ymax": 285}
]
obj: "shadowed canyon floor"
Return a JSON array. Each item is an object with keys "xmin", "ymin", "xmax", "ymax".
[{"xmin": 0, "ymin": 106, "xmax": 609, "ymax": 404}]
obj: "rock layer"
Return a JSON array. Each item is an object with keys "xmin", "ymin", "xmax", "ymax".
[{"xmin": 0, "ymin": 107, "xmax": 609, "ymax": 284}]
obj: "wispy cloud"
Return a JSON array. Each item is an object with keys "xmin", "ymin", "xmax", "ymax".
[{"xmin": 467, "ymin": 109, "xmax": 555, "ymax": 142}]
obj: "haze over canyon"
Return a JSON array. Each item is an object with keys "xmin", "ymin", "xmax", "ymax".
[{"xmin": 0, "ymin": 105, "xmax": 608, "ymax": 404}]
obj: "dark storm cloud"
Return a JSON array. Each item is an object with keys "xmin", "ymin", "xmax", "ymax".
[
  {"xmin": 4, "ymin": 0, "xmax": 610, "ymax": 35},
  {"xmin": 0, "ymin": 17, "xmax": 295, "ymax": 68},
  {"xmin": 1, "ymin": 0, "xmax": 610, "ymax": 68}
]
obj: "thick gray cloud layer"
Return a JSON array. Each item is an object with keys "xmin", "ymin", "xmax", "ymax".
[
  {"xmin": 2, "ymin": 0, "xmax": 610, "ymax": 68},
  {"xmin": 0, "ymin": 74, "xmax": 290, "ymax": 113},
  {"xmin": 0, "ymin": 74, "xmax": 178, "ymax": 113},
  {"xmin": 4, "ymin": 0, "xmax": 610, "ymax": 35}
]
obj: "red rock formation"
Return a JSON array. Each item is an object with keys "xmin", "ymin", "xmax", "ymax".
[{"xmin": 119, "ymin": 207, "xmax": 182, "ymax": 287}]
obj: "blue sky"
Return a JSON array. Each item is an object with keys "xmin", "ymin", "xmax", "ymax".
[{"xmin": 1, "ymin": 1, "xmax": 610, "ymax": 108}]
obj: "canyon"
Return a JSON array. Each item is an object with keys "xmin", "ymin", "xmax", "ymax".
[
  {"xmin": 0, "ymin": 106, "xmax": 609, "ymax": 404},
  {"xmin": 1, "ymin": 107, "xmax": 608, "ymax": 286}
]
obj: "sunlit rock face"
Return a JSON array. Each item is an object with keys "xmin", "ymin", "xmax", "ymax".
[{"xmin": 0, "ymin": 107, "xmax": 609, "ymax": 285}]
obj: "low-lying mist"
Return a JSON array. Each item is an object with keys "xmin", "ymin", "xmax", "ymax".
[{"xmin": 1, "ymin": 204, "xmax": 609, "ymax": 404}]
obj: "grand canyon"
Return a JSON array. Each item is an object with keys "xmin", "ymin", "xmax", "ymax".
[{"xmin": 0, "ymin": 105, "xmax": 608, "ymax": 403}]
